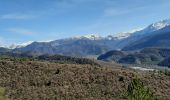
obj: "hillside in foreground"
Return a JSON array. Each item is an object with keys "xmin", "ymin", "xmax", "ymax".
[{"xmin": 0, "ymin": 56, "xmax": 169, "ymax": 100}]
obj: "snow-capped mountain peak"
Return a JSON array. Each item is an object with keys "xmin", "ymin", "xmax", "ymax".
[{"xmin": 146, "ymin": 19, "xmax": 170, "ymax": 32}]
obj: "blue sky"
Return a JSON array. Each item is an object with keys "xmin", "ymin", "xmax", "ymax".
[{"xmin": 0, "ymin": 0, "xmax": 170, "ymax": 45}]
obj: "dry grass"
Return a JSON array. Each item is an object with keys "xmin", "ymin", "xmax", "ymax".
[{"xmin": 0, "ymin": 58, "xmax": 169, "ymax": 100}]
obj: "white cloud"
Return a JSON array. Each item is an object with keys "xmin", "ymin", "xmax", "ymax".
[
  {"xmin": 0, "ymin": 13, "xmax": 38, "ymax": 20},
  {"xmin": 7, "ymin": 28, "xmax": 38, "ymax": 35}
]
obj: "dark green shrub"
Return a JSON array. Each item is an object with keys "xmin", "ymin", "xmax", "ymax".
[{"xmin": 126, "ymin": 77, "xmax": 154, "ymax": 100}]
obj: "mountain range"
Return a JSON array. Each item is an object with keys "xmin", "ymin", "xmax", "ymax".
[{"xmin": 1, "ymin": 19, "xmax": 170, "ymax": 57}]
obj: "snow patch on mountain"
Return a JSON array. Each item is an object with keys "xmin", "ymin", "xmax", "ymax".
[
  {"xmin": 150, "ymin": 19, "xmax": 170, "ymax": 30},
  {"xmin": 71, "ymin": 34, "xmax": 103, "ymax": 40},
  {"xmin": 9, "ymin": 41, "xmax": 34, "ymax": 49},
  {"xmin": 139, "ymin": 19, "xmax": 170, "ymax": 35},
  {"xmin": 110, "ymin": 28, "xmax": 143, "ymax": 40},
  {"xmin": 70, "ymin": 28, "xmax": 144, "ymax": 41},
  {"xmin": 8, "ymin": 40, "xmax": 53, "ymax": 49}
]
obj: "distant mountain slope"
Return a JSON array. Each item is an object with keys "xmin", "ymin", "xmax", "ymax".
[
  {"xmin": 13, "ymin": 42, "xmax": 56, "ymax": 56},
  {"xmin": 13, "ymin": 39, "xmax": 112, "ymax": 57},
  {"xmin": 98, "ymin": 48, "xmax": 170, "ymax": 66},
  {"xmin": 122, "ymin": 31, "xmax": 170, "ymax": 51},
  {"xmin": 97, "ymin": 50, "xmax": 127, "ymax": 62},
  {"xmin": 158, "ymin": 57, "xmax": 170, "ymax": 67},
  {"xmin": 11, "ymin": 33, "xmax": 128, "ymax": 57},
  {"xmin": 0, "ymin": 47, "xmax": 11, "ymax": 53}
]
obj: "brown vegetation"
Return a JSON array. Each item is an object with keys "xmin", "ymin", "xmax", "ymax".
[{"xmin": 0, "ymin": 57, "xmax": 169, "ymax": 100}]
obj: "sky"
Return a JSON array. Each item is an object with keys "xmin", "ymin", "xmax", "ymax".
[{"xmin": 0, "ymin": 0, "xmax": 170, "ymax": 46}]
